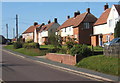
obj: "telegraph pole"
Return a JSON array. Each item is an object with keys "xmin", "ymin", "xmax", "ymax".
[
  {"xmin": 6, "ymin": 24, "xmax": 8, "ymax": 40},
  {"xmin": 13, "ymin": 28, "xmax": 15, "ymax": 38},
  {"xmin": 16, "ymin": 14, "xmax": 18, "ymax": 41}
]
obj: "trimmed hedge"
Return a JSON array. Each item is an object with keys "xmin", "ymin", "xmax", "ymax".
[
  {"xmin": 23, "ymin": 42, "xmax": 40, "ymax": 49},
  {"xmin": 13, "ymin": 42, "xmax": 23, "ymax": 49}
]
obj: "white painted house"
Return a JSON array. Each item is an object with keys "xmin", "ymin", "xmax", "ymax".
[
  {"xmin": 22, "ymin": 22, "xmax": 40, "ymax": 42},
  {"xmin": 34, "ymin": 18, "xmax": 60, "ymax": 45},
  {"xmin": 91, "ymin": 4, "xmax": 120, "ymax": 46}
]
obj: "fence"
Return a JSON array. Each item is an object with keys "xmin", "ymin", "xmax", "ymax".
[{"xmin": 104, "ymin": 43, "xmax": 120, "ymax": 58}]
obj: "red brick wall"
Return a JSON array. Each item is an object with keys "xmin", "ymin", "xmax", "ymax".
[
  {"xmin": 91, "ymin": 35, "xmax": 99, "ymax": 46},
  {"xmin": 73, "ymin": 27, "xmax": 79, "ymax": 43},
  {"xmin": 91, "ymin": 34, "xmax": 114, "ymax": 46},
  {"xmin": 46, "ymin": 53, "xmax": 77, "ymax": 65}
]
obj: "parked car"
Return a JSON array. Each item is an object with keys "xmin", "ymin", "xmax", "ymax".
[{"xmin": 103, "ymin": 38, "xmax": 120, "ymax": 46}]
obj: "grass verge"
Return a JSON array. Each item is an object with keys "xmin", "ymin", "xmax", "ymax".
[
  {"xmin": 4, "ymin": 45, "xmax": 49, "ymax": 56},
  {"xmin": 76, "ymin": 55, "xmax": 119, "ymax": 76}
]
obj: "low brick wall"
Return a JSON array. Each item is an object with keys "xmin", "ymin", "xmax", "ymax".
[{"xmin": 46, "ymin": 53, "xmax": 77, "ymax": 65}]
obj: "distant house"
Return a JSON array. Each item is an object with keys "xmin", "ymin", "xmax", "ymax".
[
  {"xmin": 91, "ymin": 3, "xmax": 120, "ymax": 46},
  {"xmin": 22, "ymin": 22, "xmax": 41, "ymax": 42},
  {"xmin": 57, "ymin": 8, "xmax": 97, "ymax": 45},
  {"xmin": 34, "ymin": 18, "xmax": 60, "ymax": 45},
  {"xmin": 0, "ymin": 35, "xmax": 6, "ymax": 44}
]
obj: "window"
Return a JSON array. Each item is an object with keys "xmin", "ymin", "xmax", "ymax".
[
  {"xmin": 65, "ymin": 28, "xmax": 66, "ymax": 32},
  {"xmin": 84, "ymin": 23, "xmax": 90, "ymax": 29},
  {"xmin": 69, "ymin": 27, "xmax": 71, "ymax": 31},
  {"xmin": 109, "ymin": 19, "xmax": 112, "ymax": 27},
  {"xmin": 106, "ymin": 35, "xmax": 110, "ymax": 42}
]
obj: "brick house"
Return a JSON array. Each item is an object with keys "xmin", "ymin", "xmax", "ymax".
[
  {"xmin": 34, "ymin": 18, "xmax": 60, "ymax": 45},
  {"xmin": 22, "ymin": 22, "xmax": 41, "ymax": 42},
  {"xmin": 57, "ymin": 8, "xmax": 97, "ymax": 45},
  {"xmin": 91, "ymin": 4, "xmax": 120, "ymax": 46}
]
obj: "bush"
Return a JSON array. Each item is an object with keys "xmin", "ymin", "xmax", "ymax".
[
  {"xmin": 23, "ymin": 42, "xmax": 40, "ymax": 49},
  {"xmin": 48, "ymin": 48, "xmax": 60, "ymax": 53},
  {"xmin": 66, "ymin": 41, "xmax": 77, "ymax": 50},
  {"xmin": 58, "ymin": 48, "xmax": 67, "ymax": 54},
  {"xmin": 6, "ymin": 42, "xmax": 13, "ymax": 45},
  {"xmin": 44, "ymin": 41, "xmax": 49, "ymax": 45},
  {"xmin": 70, "ymin": 44, "xmax": 92, "ymax": 57},
  {"xmin": 13, "ymin": 42, "xmax": 23, "ymax": 49}
]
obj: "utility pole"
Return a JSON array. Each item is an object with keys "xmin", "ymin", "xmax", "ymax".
[
  {"xmin": 16, "ymin": 14, "xmax": 18, "ymax": 41},
  {"xmin": 13, "ymin": 28, "xmax": 15, "ymax": 38},
  {"xmin": 6, "ymin": 24, "xmax": 8, "ymax": 40}
]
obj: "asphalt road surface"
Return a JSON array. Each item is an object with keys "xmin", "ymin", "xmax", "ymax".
[{"xmin": 2, "ymin": 50, "xmax": 94, "ymax": 81}]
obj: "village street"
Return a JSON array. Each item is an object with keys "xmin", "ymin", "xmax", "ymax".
[{"xmin": 2, "ymin": 49, "xmax": 96, "ymax": 81}]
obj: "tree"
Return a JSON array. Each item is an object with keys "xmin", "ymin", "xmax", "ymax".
[
  {"xmin": 48, "ymin": 33, "xmax": 62, "ymax": 48},
  {"xmin": 114, "ymin": 20, "xmax": 120, "ymax": 38}
]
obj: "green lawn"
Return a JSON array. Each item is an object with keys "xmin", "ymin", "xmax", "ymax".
[
  {"xmin": 88, "ymin": 46, "xmax": 103, "ymax": 52},
  {"xmin": 76, "ymin": 55, "xmax": 119, "ymax": 76},
  {"xmin": 4, "ymin": 45, "xmax": 48, "ymax": 56},
  {"xmin": 40, "ymin": 45, "xmax": 54, "ymax": 49}
]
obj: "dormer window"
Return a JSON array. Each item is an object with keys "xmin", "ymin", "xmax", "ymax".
[{"xmin": 84, "ymin": 23, "xmax": 90, "ymax": 29}]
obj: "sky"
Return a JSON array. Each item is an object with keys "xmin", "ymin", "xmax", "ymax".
[{"xmin": 1, "ymin": 2, "xmax": 119, "ymax": 39}]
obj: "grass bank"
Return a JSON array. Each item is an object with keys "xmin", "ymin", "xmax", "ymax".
[{"xmin": 76, "ymin": 55, "xmax": 119, "ymax": 76}]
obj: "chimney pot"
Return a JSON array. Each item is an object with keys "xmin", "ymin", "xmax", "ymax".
[
  {"xmin": 34, "ymin": 22, "xmax": 38, "ymax": 26},
  {"xmin": 67, "ymin": 16, "xmax": 70, "ymax": 19},
  {"xmin": 48, "ymin": 20, "xmax": 51, "ymax": 24},
  {"xmin": 104, "ymin": 3, "xmax": 109, "ymax": 11},
  {"xmin": 54, "ymin": 18, "xmax": 57, "ymax": 23},
  {"xmin": 74, "ymin": 11, "xmax": 80, "ymax": 17},
  {"xmin": 86, "ymin": 8, "xmax": 90, "ymax": 13}
]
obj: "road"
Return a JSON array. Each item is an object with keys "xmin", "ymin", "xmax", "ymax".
[{"xmin": 2, "ymin": 50, "xmax": 94, "ymax": 81}]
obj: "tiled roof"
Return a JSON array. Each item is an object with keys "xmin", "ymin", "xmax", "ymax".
[
  {"xmin": 23, "ymin": 25, "xmax": 41, "ymax": 34},
  {"xmin": 39, "ymin": 22, "xmax": 55, "ymax": 32},
  {"xmin": 94, "ymin": 8, "xmax": 111, "ymax": 26},
  {"xmin": 114, "ymin": 5, "xmax": 120, "ymax": 15},
  {"xmin": 57, "ymin": 12, "xmax": 95, "ymax": 30}
]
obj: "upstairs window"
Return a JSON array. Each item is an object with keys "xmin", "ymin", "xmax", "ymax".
[
  {"xmin": 109, "ymin": 19, "xmax": 112, "ymax": 27},
  {"xmin": 65, "ymin": 28, "xmax": 66, "ymax": 32},
  {"xmin": 83, "ymin": 23, "xmax": 90, "ymax": 29}
]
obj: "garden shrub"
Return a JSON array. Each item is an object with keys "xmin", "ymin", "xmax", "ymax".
[
  {"xmin": 58, "ymin": 48, "xmax": 67, "ymax": 54},
  {"xmin": 70, "ymin": 44, "xmax": 92, "ymax": 57},
  {"xmin": 48, "ymin": 48, "xmax": 60, "ymax": 53},
  {"xmin": 44, "ymin": 41, "xmax": 49, "ymax": 45},
  {"xmin": 6, "ymin": 42, "xmax": 13, "ymax": 45},
  {"xmin": 66, "ymin": 41, "xmax": 77, "ymax": 50},
  {"xmin": 23, "ymin": 42, "xmax": 40, "ymax": 49},
  {"xmin": 13, "ymin": 42, "xmax": 23, "ymax": 49}
]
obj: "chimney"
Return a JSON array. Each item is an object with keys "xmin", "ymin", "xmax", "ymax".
[
  {"xmin": 54, "ymin": 18, "xmax": 57, "ymax": 23},
  {"xmin": 41, "ymin": 23, "xmax": 45, "ymax": 26},
  {"xmin": 67, "ymin": 15, "xmax": 70, "ymax": 19},
  {"xmin": 34, "ymin": 22, "xmax": 38, "ymax": 26},
  {"xmin": 48, "ymin": 20, "xmax": 51, "ymax": 24},
  {"xmin": 74, "ymin": 11, "xmax": 80, "ymax": 17},
  {"xmin": 104, "ymin": 3, "xmax": 109, "ymax": 11},
  {"xmin": 86, "ymin": 8, "xmax": 90, "ymax": 13}
]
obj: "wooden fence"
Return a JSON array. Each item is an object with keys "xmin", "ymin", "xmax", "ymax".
[{"xmin": 104, "ymin": 43, "xmax": 120, "ymax": 58}]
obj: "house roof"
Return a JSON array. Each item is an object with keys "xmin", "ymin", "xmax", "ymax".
[
  {"xmin": 57, "ymin": 12, "xmax": 95, "ymax": 30},
  {"xmin": 39, "ymin": 22, "xmax": 55, "ymax": 32},
  {"xmin": 23, "ymin": 24, "xmax": 41, "ymax": 34},
  {"xmin": 114, "ymin": 5, "xmax": 120, "ymax": 15},
  {"xmin": 94, "ymin": 8, "xmax": 111, "ymax": 26}
]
